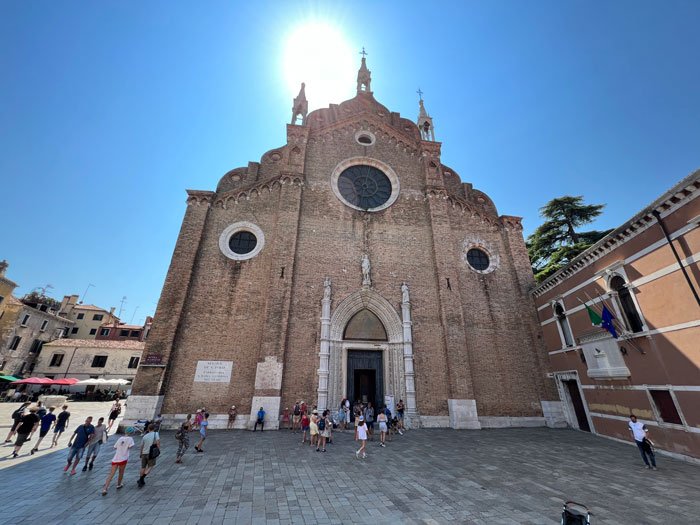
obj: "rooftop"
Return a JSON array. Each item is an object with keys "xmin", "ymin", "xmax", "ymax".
[{"xmin": 43, "ymin": 338, "xmax": 145, "ymax": 350}]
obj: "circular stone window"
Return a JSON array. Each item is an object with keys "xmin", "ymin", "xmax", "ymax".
[
  {"xmin": 466, "ymin": 248, "xmax": 490, "ymax": 271},
  {"xmin": 219, "ymin": 222, "xmax": 265, "ymax": 261},
  {"xmin": 355, "ymin": 130, "xmax": 376, "ymax": 146},
  {"xmin": 331, "ymin": 157, "xmax": 400, "ymax": 212}
]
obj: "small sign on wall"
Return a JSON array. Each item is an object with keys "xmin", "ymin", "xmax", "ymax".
[{"xmin": 194, "ymin": 360, "xmax": 233, "ymax": 383}]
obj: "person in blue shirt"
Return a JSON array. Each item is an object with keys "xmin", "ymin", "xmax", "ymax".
[
  {"xmin": 64, "ymin": 417, "xmax": 95, "ymax": 475},
  {"xmin": 253, "ymin": 407, "xmax": 265, "ymax": 432},
  {"xmin": 31, "ymin": 406, "xmax": 56, "ymax": 454},
  {"xmin": 194, "ymin": 412, "xmax": 209, "ymax": 452}
]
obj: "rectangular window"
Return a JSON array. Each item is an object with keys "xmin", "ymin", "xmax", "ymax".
[
  {"xmin": 100, "ymin": 328, "xmax": 110, "ymax": 336},
  {"xmin": 89, "ymin": 328, "xmax": 97, "ymax": 335},
  {"xmin": 71, "ymin": 327, "xmax": 79, "ymax": 335},
  {"xmin": 649, "ymin": 390, "xmax": 683, "ymax": 425},
  {"xmin": 77, "ymin": 313, "xmax": 85, "ymax": 320},
  {"xmin": 9, "ymin": 336, "xmax": 22, "ymax": 350},
  {"xmin": 93, "ymin": 314, "xmax": 104, "ymax": 321},
  {"xmin": 130, "ymin": 330, "xmax": 140, "ymax": 338},
  {"xmin": 91, "ymin": 355, "xmax": 108, "ymax": 368},
  {"xmin": 40, "ymin": 320, "xmax": 49, "ymax": 332},
  {"xmin": 21, "ymin": 314, "xmax": 30, "ymax": 326},
  {"xmin": 128, "ymin": 356, "xmax": 140, "ymax": 369},
  {"xmin": 49, "ymin": 354, "xmax": 64, "ymax": 367},
  {"xmin": 29, "ymin": 339, "xmax": 44, "ymax": 353},
  {"xmin": 120, "ymin": 329, "xmax": 130, "ymax": 337}
]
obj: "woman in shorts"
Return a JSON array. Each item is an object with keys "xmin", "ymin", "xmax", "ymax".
[
  {"xmin": 377, "ymin": 409, "xmax": 388, "ymax": 447},
  {"xmin": 309, "ymin": 410, "xmax": 319, "ymax": 448},
  {"xmin": 317, "ymin": 410, "xmax": 331, "ymax": 452},
  {"xmin": 107, "ymin": 400, "xmax": 122, "ymax": 432},
  {"xmin": 101, "ymin": 434, "xmax": 134, "ymax": 495}
]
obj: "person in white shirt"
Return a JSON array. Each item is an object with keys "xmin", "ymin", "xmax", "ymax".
[
  {"xmin": 628, "ymin": 414, "xmax": 657, "ymax": 470},
  {"xmin": 101, "ymin": 434, "xmax": 135, "ymax": 495},
  {"xmin": 355, "ymin": 416, "xmax": 368, "ymax": 459}
]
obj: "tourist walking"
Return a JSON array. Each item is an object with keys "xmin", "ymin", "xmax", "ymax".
[
  {"xmin": 51, "ymin": 405, "xmax": 71, "ymax": 447},
  {"xmin": 175, "ymin": 414, "xmax": 192, "ymax": 463},
  {"xmin": 227, "ymin": 406, "xmax": 237, "ymax": 430},
  {"xmin": 31, "ymin": 406, "xmax": 57, "ymax": 454},
  {"xmin": 83, "ymin": 417, "xmax": 107, "ymax": 471},
  {"xmin": 292, "ymin": 401, "xmax": 301, "ymax": 432},
  {"xmin": 193, "ymin": 409, "xmax": 203, "ymax": 430},
  {"xmin": 364, "ymin": 402, "xmax": 375, "ymax": 440},
  {"xmin": 629, "ymin": 415, "xmax": 657, "ymax": 470},
  {"xmin": 64, "ymin": 417, "xmax": 95, "ymax": 475},
  {"xmin": 101, "ymin": 434, "xmax": 134, "ymax": 495},
  {"xmin": 107, "ymin": 400, "xmax": 122, "ymax": 432},
  {"xmin": 11, "ymin": 407, "xmax": 40, "ymax": 458},
  {"xmin": 396, "ymin": 399, "xmax": 405, "ymax": 434},
  {"xmin": 194, "ymin": 412, "xmax": 209, "ymax": 452},
  {"xmin": 253, "ymin": 407, "xmax": 265, "ymax": 432},
  {"xmin": 137, "ymin": 424, "xmax": 160, "ymax": 487},
  {"xmin": 309, "ymin": 409, "xmax": 319, "ymax": 447},
  {"xmin": 4, "ymin": 402, "xmax": 30, "ymax": 443},
  {"xmin": 317, "ymin": 410, "xmax": 331, "ymax": 452},
  {"xmin": 29, "ymin": 401, "xmax": 47, "ymax": 440},
  {"xmin": 355, "ymin": 416, "xmax": 368, "ymax": 459},
  {"xmin": 300, "ymin": 411, "xmax": 310, "ymax": 444},
  {"xmin": 377, "ymin": 409, "xmax": 388, "ymax": 447}
]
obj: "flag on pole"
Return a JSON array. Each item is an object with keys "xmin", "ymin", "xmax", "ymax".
[
  {"xmin": 601, "ymin": 306, "xmax": 618, "ymax": 338},
  {"xmin": 586, "ymin": 304, "xmax": 602, "ymax": 326}
]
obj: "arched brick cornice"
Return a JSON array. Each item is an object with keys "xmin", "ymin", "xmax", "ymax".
[
  {"xmin": 186, "ymin": 190, "xmax": 215, "ymax": 206},
  {"xmin": 213, "ymin": 173, "xmax": 304, "ymax": 209},
  {"xmin": 329, "ymin": 289, "xmax": 403, "ymax": 343}
]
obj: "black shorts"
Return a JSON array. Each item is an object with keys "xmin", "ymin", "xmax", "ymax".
[
  {"xmin": 10, "ymin": 420, "xmax": 20, "ymax": 432},
  {"xmin": 15, "ymin": 433, "xmax": 30, "ymax": 446},
  {"xmin": 39, "ymin": 428, "xmax": 50, "ymax": 438}
]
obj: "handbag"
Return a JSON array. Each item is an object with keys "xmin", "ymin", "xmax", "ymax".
[{"xmin": 149, "ymin": 443, "xmax": 160, "ymax": 459}]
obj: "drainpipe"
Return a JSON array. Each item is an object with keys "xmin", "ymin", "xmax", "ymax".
[
  {"xmin": 652, "ymin": 210, "xmax": 700, "ymax": 308},
  {"xmin": 64, "ymin": 346, "xmax": 79, "ymax": 378}
]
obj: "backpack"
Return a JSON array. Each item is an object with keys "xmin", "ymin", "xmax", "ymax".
[
  {"xmin": 317, "ymin": 417, "xmax": 326, "ymax": 431},
  {"xmin": 293, "ymin": 405, "xmax": 300, "ymax": 416}
]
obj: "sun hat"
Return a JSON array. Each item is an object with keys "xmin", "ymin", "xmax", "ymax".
[
  {"xmin": 312, "ymin": 409, "xmax": 318, "ymax": 414},
  {"xmin": 359, "ymin": 416, "xmax": 365, "ymax": 421}
]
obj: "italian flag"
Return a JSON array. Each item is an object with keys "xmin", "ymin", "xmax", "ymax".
[{"xmin": 586, "ymin": 304, "xmax": 602, "ymax": 326}]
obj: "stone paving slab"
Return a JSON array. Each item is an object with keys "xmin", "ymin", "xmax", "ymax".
[{"xmin": 0, "ymin": 416, "xmax": 698, "ymax": 524}]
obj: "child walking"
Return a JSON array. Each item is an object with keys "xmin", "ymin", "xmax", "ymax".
[{"xmin": 355, "ymin": 415, "xmax": 368, "ymax": 459}]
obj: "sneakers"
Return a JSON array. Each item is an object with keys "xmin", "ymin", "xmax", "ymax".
[
  {"xmin": 82, "ymin": 465, "xmax": 88, "ymax": 472},
  {"xmin": 645, "ymin": 465, "xmax": 651, "ymax": 469},
  {"xmin": 63, "ymin": 464, "xmax": 70, "ymax": 472},
  {"xmin": 355, "ymin": 450, "xmax": 360, "ymax": 459},
  {"xmin": 379, "ymin": 443, "xmax": 385, "ymax": 447},
  {"xmin": 361, "ymin": 453, "xmax": 367, "ymax": 459},
  {"xmin": 652, "ymin": 467, "xmax": 658, "ymax": 471},
  {"xmin": 137, "ymin": 477, "xmax": 145, "ymax": 488},
  {"xmin": 11, "ymin": 452, "xmax": 18, "ymax": 458},
  {"xmin": 88, "ymin": 462, "xmax": 94, "ymax": 471},
  {"xmin": 398, "ymin": 430, "xmax": 404, "ymax": 435},
  {"xmin": 30, "ymin": 449, "xmax": 37, "ymax": 455},
  {"xmin": 116, "ymin": 484, "xmax": 124, "ymax": 489},
  {"xmin": 101, "ymin": 489, "xmax": 107, "ymax": 496},
  {"xmin": 70, "ymin": 470, "xmax": 77, "ymax": 476}
]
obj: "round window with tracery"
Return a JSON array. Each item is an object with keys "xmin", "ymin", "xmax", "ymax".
[
  {"xmin": 466, "ymin": 248, "xmax": 490, "ymax": 271},
  {"xmin": 337, "ymin": 165, "xmax": 392, "ymax": 210}
]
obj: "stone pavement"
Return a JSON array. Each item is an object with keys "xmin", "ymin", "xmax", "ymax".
[{"xmin": 0, "ymin": 417, "xmax": 698, "ymax": 524}]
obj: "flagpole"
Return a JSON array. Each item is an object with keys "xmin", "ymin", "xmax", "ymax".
[{"xmin": 583, "ymin": 291, "xmax": 645, "ymax": 354}]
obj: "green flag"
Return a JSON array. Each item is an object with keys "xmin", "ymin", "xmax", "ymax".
[{"xmin": 586, "ymin": 304, "xmax": 602, "ymax": 326}]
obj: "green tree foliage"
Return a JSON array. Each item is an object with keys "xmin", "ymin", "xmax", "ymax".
[{"xmin": 527, "ymin": 196, "xmax": 612, "ymax": 282}]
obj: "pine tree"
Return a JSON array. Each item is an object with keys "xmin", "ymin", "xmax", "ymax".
[{"xmin": 527, "ymin": 196, "xmax": 611, "ymax": 282}]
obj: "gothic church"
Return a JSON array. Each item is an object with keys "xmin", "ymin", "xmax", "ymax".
[{"xmin": 126, "ymin": 57, "xmax": 562, "ymax": 430}]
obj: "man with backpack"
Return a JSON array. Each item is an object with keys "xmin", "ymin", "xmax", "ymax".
[
  {"xmin": 137, "ymin": 423, "xmax": 160, "ymax": 487},
  {"xmin": 4, "ymin": 402, "xmax": 30, "ymax": 443},
  {"xmin": 317, "ymin": 409, "xmax": 331, "ymax": 452},
  {"xmin": 292, "ymin": 402, "xmax": 301, "ymax": 432}
]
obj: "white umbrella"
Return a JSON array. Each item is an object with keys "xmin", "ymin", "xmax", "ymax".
[{"xmin": 75, "ymin": 378, "xmax": 131, "ymax": 386}]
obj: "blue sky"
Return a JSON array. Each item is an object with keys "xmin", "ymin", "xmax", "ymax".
[{"xmin": 1, "ymin": 1, "xmax": 699, "ymax": 323}]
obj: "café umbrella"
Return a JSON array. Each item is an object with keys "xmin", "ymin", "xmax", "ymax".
[{"xmin": 74, "ymin": 378, "xmax": 131, "ymax": 386}]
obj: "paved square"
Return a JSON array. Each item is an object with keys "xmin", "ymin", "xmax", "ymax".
[{"xmin": 0, "ymin": 406, "xmax": 698, "ymax": 524}]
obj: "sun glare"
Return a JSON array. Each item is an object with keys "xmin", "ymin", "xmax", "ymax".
[{"xmin": 282, "ymin": 22, "xmax": 356, "ymax": 110}]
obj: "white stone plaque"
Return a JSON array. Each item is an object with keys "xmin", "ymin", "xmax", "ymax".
[{"xmin": 194, "ymin": 361, "xmax": 232, "ymax": 383}]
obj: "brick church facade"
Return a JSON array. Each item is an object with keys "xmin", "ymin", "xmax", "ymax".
[{"xmin": 125, "ymin": 58, "xmax": 563, "ymax": 429}]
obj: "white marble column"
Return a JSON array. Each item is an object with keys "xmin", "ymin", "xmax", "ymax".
[
  {"xmin": 401, "ymin": 283, "xmax": 417, "ymax": 427},
  {"xmin": 317, "ymin": 278, "xmax": 332, "ymax": 412}
]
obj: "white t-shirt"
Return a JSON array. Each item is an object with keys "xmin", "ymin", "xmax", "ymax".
[
  {"xmin": 629, "ymin": 421, "xmax": 647, "ymax": 441},
  {"xmin": 356, "ymin": 424, "xmax": 368, "ymax": 440},
  {"xmin": 112, "ymin": 436, "xmax": 135, "ymax": 462}
]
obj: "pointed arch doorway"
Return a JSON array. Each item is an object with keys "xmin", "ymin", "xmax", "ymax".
[
  {"xmin": 344, "ymin": 309, "xmax": 386, "ymax": 412},
  {"xmin": 317, "ymin": 287, "xmax": 417, "ymax": 425}
]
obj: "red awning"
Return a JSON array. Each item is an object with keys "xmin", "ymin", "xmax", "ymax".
[{"xmin": 11, "ymin": 377, "xmax": 79, "ymax": 385}]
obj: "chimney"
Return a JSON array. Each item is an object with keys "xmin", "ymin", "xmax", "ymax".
[{"xmin": 0, "ymin": 260, "xmax": 7, "ymax": 277}]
